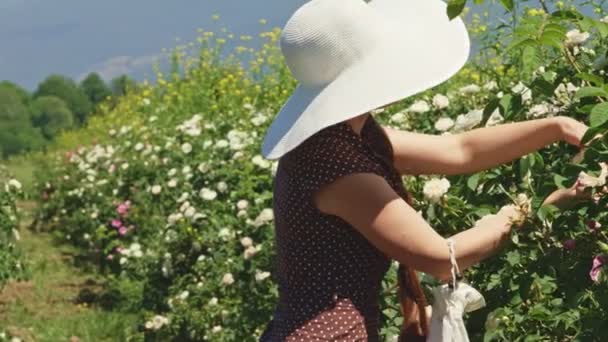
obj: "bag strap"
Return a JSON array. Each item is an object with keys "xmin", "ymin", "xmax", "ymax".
[{"xmin": 446, "ymin": 239, "xmax": 462, "ymax": 290}]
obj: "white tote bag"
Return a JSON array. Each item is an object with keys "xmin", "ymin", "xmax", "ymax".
[{"xmin": 427, "ymin": 239, "xmax": 486, "ymax": 342}]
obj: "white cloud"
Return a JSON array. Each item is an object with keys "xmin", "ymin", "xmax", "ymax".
[{"xmin": 78, "ymin": 53, "xmax": 165, "ymax": 81}]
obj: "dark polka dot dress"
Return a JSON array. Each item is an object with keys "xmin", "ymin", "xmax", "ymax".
[{"xmin": 260, "ymin": 115, "xmax": 413, "ymax": 342}]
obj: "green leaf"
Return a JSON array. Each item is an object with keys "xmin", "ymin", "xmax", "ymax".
[
  {"xmin": 550, "ymin": 10, "xmax": 583, "ymax": 20},
  {"xmin": 579, "ymin": 16, "xmax": 596, "ymax": 32},
  {"xmin": 426, "ymin": 204, "xmax": 436, "ymax": 220},
  {"xmin": 467, "ymin": 173, "xmax": 481, "ymax": 191},
  {"xmin": 447, "ymin": 0, "xmax": 466, "ymax": 20},
  {"xmin": 581, "ymin": 126, "xmax": 601, "ymax": 145},
  {"xmin": 576, "ymin": 72, "xmax": 605, "ymax": 87},
  {"xmin": 590, "ymin": 102, "xmax": 608, "ymax": 127},
  {"xmin": 522, "ymin": 46, "xmax": 542, "ymax": 76},
  {"xmin": 596, "ymin": 22, "xmax": 608, "ymax": 39},
  {"xmin": 553, "ymin": 174, "xmax": 568, "ymax": 188},
  {"xmin": 499, "ymin": 0, "xmax": 513, "ymax": 11},
  {"xmin": 506, "ymin": 251, "xmax": 521, "ymax": 266},
  {"xmin": 519, "ymin": 156, "xmax": 530, "ymax": 179},
  {"xmin": 539, "ymin": 30, "xmax": 564, "ymax": 49},
  {"xmin": 544, "ymin": 23, "xmax": 567, "ymax": 35},
  {"xmin": 598, "ymin": 241, "xmax": 608, "ymax": 253},
  {"xmin": 508, "ymin": 37, "xmax": 536, "ymax": 51},
  {"xmin": 574, "ymin": 86, "xmax": 608, "ymax": 99}
]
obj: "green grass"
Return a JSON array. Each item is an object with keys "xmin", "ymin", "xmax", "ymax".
[
  {"xmin": 2, "ymin": 156, "xmax": 37, "ymax": 194},
  {"xmin": 0, "ymin": 201, "xmax": 139, "ymax": 342}
]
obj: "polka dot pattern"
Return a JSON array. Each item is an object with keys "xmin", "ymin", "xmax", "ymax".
[{"xmin": 260, "ymin": 115, "xmax": 413, "ymax": 341}]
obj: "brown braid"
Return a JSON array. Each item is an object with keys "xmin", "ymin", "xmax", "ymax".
[{"xmin": 370, "ymin": 114, "xmax": 430, "ymax": 340}]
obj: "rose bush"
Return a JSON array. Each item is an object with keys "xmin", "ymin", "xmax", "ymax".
[
  {"xmin": 0, "ymin": 166, "xmax": 25, "ymax": 288},
  {"xmin": 26, "ymin": 2, "xmax": 608, "ymax": 341}
]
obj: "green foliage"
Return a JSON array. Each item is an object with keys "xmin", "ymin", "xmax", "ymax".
[
  {"xmin": 80, "ymin": 73, "xmax": 112, "ymax": 106},
  {"xmin": 0, "ymin": 86, "xmax": 45, "ymax": 158},
  {"xmin": 34, "ymin": 74, "xmax": 92, "ymax": 126},
  {"xmin": 0, "ymin": 166, "xmax": 26, "ymax": 288},
  {"xmin": 110, "ymin": 75, "xmax": 137, "ymax": 97},
  {"xmin": 30, "ymin": 96, "xmax": 74, "ymax": 140},
  {"xmin": 0, "ymin": 81, "xmax": 30, "ymax": 105}
]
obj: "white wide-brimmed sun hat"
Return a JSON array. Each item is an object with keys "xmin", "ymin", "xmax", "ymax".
[{"xmin": 261, "ymin": 0, "xmax": 470, "ymax": 160}]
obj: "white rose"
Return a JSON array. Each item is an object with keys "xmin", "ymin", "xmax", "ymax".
[
  {"xmin": 199, "ymin": 188, "xmax": 217, "ymax": 201},
  {"xmin": 208, "ymin": 297, "xmax": 218, "ymax": 305},
  {"xmin": 390, "ymin": 112, "xmax": 406, "ymax": 124},
  {"xmin": 222, "ymin": 273, "xmax": 235, "ymax": 285},
  {"xmin": 151, "ymin": 185, "xmax": 162, "ymax": 195},
  {"xmin": 565, "ymin": 29, "xmax": 590, "ymax": 47},
  {"xmin": 511, "ymin": 82, "xmax": 532, "ymax": 103},
  {"xmin": 217, "ymin": 181, "xmax": 228, "ymax": 193},
  {"xmin": 577, "ymin": 162, "xmax": 608, "ymax": 189},
  {"xmin": 184, "ymin": 207, "xmax": 196, "ymax": 218},
  {"xmin": 5, "ymin": 179, "xmax": 22, "ymax": 192},
  {"xmin": 198, "ymin": 162, "xmax": 210, "ymax": 173},
  {"xmin": 432, "ymin": 94, "xmax": 450, "ymax": 109},
  {"xmin": 459, "ymin": 84, "xmax": 481, "ymax": 94},
  {"xmin": 252, "ymin": 155, "xmax": 270, "ymax": 168},
  {"xmin": 168, "ymin": 179, "xmax": 178, "ymax": 188},
  {"xmin": 244, "ymin": 246, "xmax": 258, "ymax": 259},
  {"xmin": 241, "ymin": 236, "xmax": 253, "ymax": 248},
  {"xmin": 178, "ymin": 290, "xmax": 189, "ymax": 300},
  {"xmin": 255, "ymin": 269, "xmax": 271, "ymax": 282},
  {"xmin": 434, "ymin": 117, "xmax": 454, "ymax": 132},
  {"xmin": 237, "ymin": 199, "xmax": 249, "ymax": 210},
  {"xmin": 212, "ymin": 326, "xmax": 222, "ymax": 333},
  {"xmin": 485, "ymin": 108, "xmax": 504, "ymax": 127},
  {"xmin": 181, "ymin": 143, "xmax": 193, "ymax": 154},
  {"xmin": 527, "ymin": 103, "xmax": 558, "ymax": 119},
  {"xmin": 408, "ymin": 100, "xmax": 430, "ymax": 113},
  {"xmin": 453, "ymin": 109, "xmax": 483, "ymax": 132},
  {"xmin": 423, "ymin": 178, "xmax": 450, "ymax": 204},
  {"xmin": 216, "ymin": 139, "xmax": 229, "ymax": 148},
  {"xmin": 483, "ymin": 81, "xmax": 498, "ymax": 91}
]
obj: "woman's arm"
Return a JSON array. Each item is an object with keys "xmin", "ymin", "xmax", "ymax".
[
  {"xmin": 314, "ymin": 172, "xmax": 514, "ymax": 281},
  {"xmin": 384, "ymin": 116, "xmax": 588, "ymax": 176}
]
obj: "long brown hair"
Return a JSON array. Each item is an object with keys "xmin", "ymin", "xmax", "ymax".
[{"xmin": 369, "ymin": 114, "xmax": 430, "ymax": 340}]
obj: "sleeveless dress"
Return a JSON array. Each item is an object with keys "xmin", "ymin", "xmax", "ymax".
[{"xmin": 260, "ymin": 115, "xmax": 413, "ymax": 341}]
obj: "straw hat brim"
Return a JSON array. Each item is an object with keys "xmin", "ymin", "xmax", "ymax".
[{"xmin": 261, "ymin": 0, "xmax": 470, "ymax": 160}]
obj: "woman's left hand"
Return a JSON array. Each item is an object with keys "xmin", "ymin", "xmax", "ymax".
[{"xmin": 543, "ymin": 181, "xmax": 608, "ymax": 210}]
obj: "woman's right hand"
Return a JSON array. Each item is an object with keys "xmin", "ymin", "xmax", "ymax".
[{"xmin": 556, "ymin": 116, "xmax": 590, "ymax": 148}]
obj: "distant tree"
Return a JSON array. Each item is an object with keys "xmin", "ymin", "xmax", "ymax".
[
  {"xmin": 80, "ymin": 73, "xmax": 111, "ymax": 105},
  {"xmin": 34, "ymin": 74, "xmax": 92, "ymax": 126},
  {"xmin": 0, "ymin": 120, "xmax": 45, "ymax": 158},
  {"xmin": 30, "ymin": 96, "xmax": 74, "ymax": 140},
  {"xmin": 110, "ymin": 75, "xmax": 137, "ymax": 97},
  {"xmin": 0, "ymin": 84, "xmax": 29, "ymax": 121},
  {"xmin": 0, "ymin": 81, "xmax": 30, "ymax": 105},
  {"xmin": 0, "ymin": 86, "xmax": 45, "ymax": 158}
]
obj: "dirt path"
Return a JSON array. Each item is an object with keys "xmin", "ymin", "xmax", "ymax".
[{"xmin": 0, "ymin": 200, "xmax": 136, "ymax": 342}]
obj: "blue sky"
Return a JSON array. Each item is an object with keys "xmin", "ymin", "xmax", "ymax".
[
  {"xmin": 0, "ymin": 0, "xmax": 313, "ymax": 90},
  {"xmin": 0, "ymin": 0, "xmax": 561, "ymax": 91}
]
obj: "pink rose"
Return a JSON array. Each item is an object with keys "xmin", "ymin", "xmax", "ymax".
[
  {"xmin": 563, "ymin": 239, "xmax": 576, "ymax": 251},
  {"xmin": 117, "ymin": 203, "xmax": 129, "ymax": 216},
  {"xmin": 590, "ymin": 255, "xmax": 606, "ymax": 283},
  {"xmin": 111, "ymin": 219, "xmax": 122, "ymax": 228},
  {"xmin": 587, "ymin": 220, "xmax": 602, "ymax": 233},
  {"xmin": 118, "ymin": 226, "xmax": 128, "ymax": 236}
]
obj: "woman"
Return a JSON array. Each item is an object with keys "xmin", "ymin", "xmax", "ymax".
[{"xmin": 259, "ymin": 0, "xmax": 591, "ymax": 340}]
